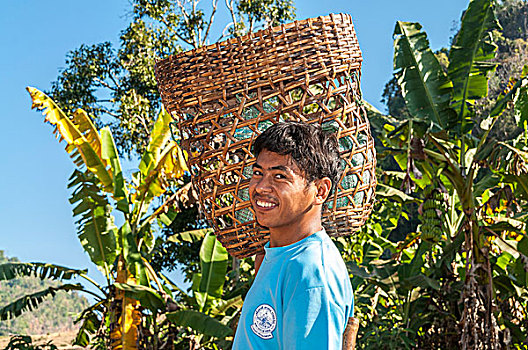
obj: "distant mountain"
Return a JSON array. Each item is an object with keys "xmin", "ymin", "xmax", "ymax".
[{"xmin": 0, "ymin": 250, "xmax": 89, "ymax": 336}]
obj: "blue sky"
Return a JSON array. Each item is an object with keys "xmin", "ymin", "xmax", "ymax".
[{"xmin": 0, "ymin": 0, "xmax": 468, "ymax": 291}]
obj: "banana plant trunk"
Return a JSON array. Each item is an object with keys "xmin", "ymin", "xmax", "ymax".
[
  {"xmin": 109, "ymin": 257, "xmax": 141, "ymax": 350},
  {"xmin": 460, "ymin": 194, "xmax": 500, "ymax": 349}
]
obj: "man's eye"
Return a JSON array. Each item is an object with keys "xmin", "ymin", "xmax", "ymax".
[
  {"xmin": 252, "ymin": 170, "xmax": 262, "ymax": 176},
  {"xmin": 275, "ymin": 174, "xmax": 286, "ymax": 179}
]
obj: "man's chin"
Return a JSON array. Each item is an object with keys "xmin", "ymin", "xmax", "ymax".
[{"xmin": 255, "ymin": 217, "xmax": 270, "ymax": 229}]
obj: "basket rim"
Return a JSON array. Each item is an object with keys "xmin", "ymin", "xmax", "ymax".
[{"xmin": 155, "ymin": 13, "xmax": 361, "ymax": 66}]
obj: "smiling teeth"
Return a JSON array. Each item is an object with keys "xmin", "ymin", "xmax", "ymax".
[{"xmin": 257, "ymin": 200, "xmax": 275, "ymax": 208}]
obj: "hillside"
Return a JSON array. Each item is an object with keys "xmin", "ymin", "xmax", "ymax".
[{"xmin": 0, "ymin": 250, "xmax": 89, "ymax": 337}]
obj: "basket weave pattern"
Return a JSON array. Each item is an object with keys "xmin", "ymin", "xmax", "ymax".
[{"xmin": 156, "ymin": 13, "xmax": 377, "ymax": 258}]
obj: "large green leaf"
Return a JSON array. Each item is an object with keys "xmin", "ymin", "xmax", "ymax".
[
  {"xmin": 166, "ymin": 310, "xmax": 233, "ymax": 338},
  {"xmin": 27, "ymin": 87, "xmax": 113, "ymax": 190},
  {"xmin": 135, "ymin": 142, "xmax": 189, "ymax": 201},
  {"xmin": 0, "ymin": 262, "xmax": 86, "ymax": 281},
  {"xmin": 73, "ymin": 308, "xmax": 101, "ymax": 347},
  {"xmin": 114, "ymin": 282, "xmax": 165, "ymax": 313},
  {"xmin": 100, "ymin": 127, "xmax": 129, "ymax": 213},
  {"xmin": 197, "ymin": 233, "xmax": 228, "ymax": 300},
  {"xmin": 167, "ymin": 228, "xmax": 213, "ymax": 244},
  {"xmin": 69, "ymin": 170, "xmax": 117, "ymax": 278},
  {"xmin": 0, "ymin": 284, "xmax": 84, "ymax": 320},
  {"xmin": 209, "ymin": 295, "xmax": 243, "ymax": 316},
  {"xmin": 139, "ymin": 108, "xmax": 174, "ymax": 177},
  {"xmin": 393, "ymin": 21, "xmax": 455, "ymax": 132},
  {"xmin": 447, "ymin": 0, "xmax": 500, "ymax": 122},
  {"xmin": 119, "ymin": 222, "xmax": 148, "ymax": 286},
  {"xmin": 376, "ymin": 183, "xmax": 418, "ymax": 203}
]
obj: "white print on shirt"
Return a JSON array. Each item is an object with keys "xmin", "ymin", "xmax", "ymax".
[{"xmin": 250, "ymin": 304, "xmax": 277, "ymax": 339}]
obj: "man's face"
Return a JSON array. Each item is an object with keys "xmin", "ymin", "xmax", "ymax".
[{"xmin": 249, "ymin": 150, "xmax": 318, "ymax": 233}]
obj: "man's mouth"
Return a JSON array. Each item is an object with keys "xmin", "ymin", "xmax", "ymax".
[{"xmin": 255, "ymin": 199, "xmax": 278, "ymax": 209}]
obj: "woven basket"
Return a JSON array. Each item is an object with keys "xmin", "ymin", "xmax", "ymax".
[{"xmin": 155, "ymin": 13, "xmax": 377, "ymax": 258}]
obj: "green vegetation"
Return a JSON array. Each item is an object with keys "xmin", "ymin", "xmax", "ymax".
[
  {"xmin": 352, "ymin": 0, "xmax": 528, "ymax": 348},
  {"xmin": 4, "ymin": 0, "xmax": 527, "ymax": 349},
  {"xmin": 0, "ymin": 251, "xmax": 89, "ymax": 337}
]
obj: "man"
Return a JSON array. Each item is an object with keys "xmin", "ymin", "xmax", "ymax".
[{"xmin": 232, "ymin": 121, "xmax": 354, "ymax": 349}]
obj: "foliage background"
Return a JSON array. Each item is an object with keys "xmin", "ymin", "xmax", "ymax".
[
  {"xmin": 6, "ymin": 2, "xmax": 523, "ymax": 348},
  {"xmin": 0, "ymin": 0, "xmax": 469, "ymax": 298}
]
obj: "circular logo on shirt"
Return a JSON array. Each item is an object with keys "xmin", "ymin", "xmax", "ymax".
[{"xmin": 250, "ymin": 304, "xmax": 277, "ymax": 339}]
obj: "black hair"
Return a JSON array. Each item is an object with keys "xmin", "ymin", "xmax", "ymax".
[{"xmin": 252, "ymin": 121, "xmax": 342, "ymax": 194}]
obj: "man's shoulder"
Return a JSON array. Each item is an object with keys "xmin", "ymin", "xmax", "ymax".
[
  {"xmin": 284, "ymin": 234, "xmax": 347, "ymax": 288},
  {"xmin": 288, "ymin": 232, "xmax": 345, "ymax": 266}
]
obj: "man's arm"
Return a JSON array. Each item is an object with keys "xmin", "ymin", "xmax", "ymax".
[{"xmin": 282, "ymin": 286, "xmax": 346, "ymax": 350}]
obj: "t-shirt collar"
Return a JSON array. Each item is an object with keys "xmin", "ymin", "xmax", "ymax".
[{"xmin": 263, "ymin": 228, "xmax": 326, "ymax": 262}]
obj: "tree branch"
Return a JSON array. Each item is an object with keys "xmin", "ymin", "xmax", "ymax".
[
  {"xmin": 108, "ymin": 70, "xmax": 122, "ymax": 90},
  {"xmin": 97, "ymin": 107, "xmax": 121, "ymax": 119},
  {"xmin": 225, "ymin": 0, "xmax": 240, "ymax": 37},
  {"xmin": 93, "ymin": 77, "xmax": 118, "ymax": 92},
  {"xmin": 159, "ymin": 16, "xmax": 195, "ymax": 47},
  {"xmin": 201, "ymin": 0, "xmax": 218, "ymax": 46},
  {"xmin": 176, "ymin": 0, "xmax": 198, "ymax": 48},
  {"xmin": 249, "ymin": 15, "xmax": 255, "ymax": 33}
]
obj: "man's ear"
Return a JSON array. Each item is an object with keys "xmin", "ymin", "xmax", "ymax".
[{"xmin": 314, "ymin": 177, "xmax": 332, "ymax": 205}]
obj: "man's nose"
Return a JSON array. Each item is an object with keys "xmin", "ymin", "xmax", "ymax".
[{"xmin": 253, "ymin": 175, "xmax": 272, "ymax": 193}]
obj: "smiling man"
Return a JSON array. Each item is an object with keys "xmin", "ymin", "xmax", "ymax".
[{"xmin": 232, "ymin": 121, "xmax": 354, "ymax": 350}]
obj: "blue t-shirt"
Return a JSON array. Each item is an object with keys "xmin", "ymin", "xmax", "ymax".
[{"xmin": 232, "ymin": 229, "xmax": 353, "ymax": 350}]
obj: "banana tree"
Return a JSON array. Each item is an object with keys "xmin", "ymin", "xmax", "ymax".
[
  {"xmin": 166, "ymin": 231, "xmax": 243, "ymax": 348},
  {"xmin": 367, "ymin": 0, "xmax": 528, "ymax": 347},
  {"xmin": 116, "ymin": 230, "xmax": 242, "ymax": 349},
  {"xmin": 22, "ymin": 87, "xmax": 189, "ymax": 349}
]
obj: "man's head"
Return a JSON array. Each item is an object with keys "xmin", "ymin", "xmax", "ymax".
[
  {"xmin": 252, "ymin": 121, "xmax": 342, "ymax": 192},
  {"xmin": 249, "ymin": 121, "xmax": 342, "ymax": 240}
]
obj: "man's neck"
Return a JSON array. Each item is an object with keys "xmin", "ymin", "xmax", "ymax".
[{"xmin": 268, "ymin": 221, "xmax": 323, "ymax": 247}]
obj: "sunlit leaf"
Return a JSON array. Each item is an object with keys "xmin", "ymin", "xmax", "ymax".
[
  {"xmin": 27, "ymin": 87, "xmax": 113, "ymax": 190},
  {"xmin": 393, "ymin": 21, "xmax": 456, "ymax": 132},
  {"xmin": 196, "ymin": 233, "xmax": 228, "ymax": 312},
  {"xmin": 448, "ymin": 0, "xmax": 500, "ymax": 123},
  {"xmin": 114, "ymin": 282, "xmax": 165, "ymax": 313}
]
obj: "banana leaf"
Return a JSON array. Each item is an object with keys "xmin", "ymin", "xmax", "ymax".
[
  {"xmin": 447, "ymin": 0, "xmax": 500, "ymax": 123},
  {"xmin": 135, "ymin": 142, "xmax": 189, "ymax": 202},
  {"xmin": 101, "ymin": 127, "xmax": 129, "ymax": 213},
  {"xmin": 167, "ymin": 228, "xmax": 213, "ymax": 244},
  {"xmin": 376, "ymin": 183, "xmax": 418, "ymax": 203},
  {"xmin": 73, "ymin": 309, "xmax": 101, "ymax": 347},
  {"xmin": 119, "ymin": 222, "xmax": 148, "ymax": 286},
  {"xmin": 0, "ymin": 262, "xmax": 86, "ymax": 281},
  {"xmin": 139, "ymin": 108, "xmax": 174, "ymax": 177},
  {"xmin": 0, "ymin": 283, "xmax": 84, "ymax": 320},
  {"xmin": 69, "ymin": 170, "xmax": 117, "ymax": 278},
  {"xmin": 27, "ymin": 87, "xmax": 113, "ymax": 190},
  {"xmin": 393, "ymin": 21, "xmax": 455, "ymax": 132},
  {"xmin": 72, "ymin": 109, "xmax": 105, "ymax": 162},
  {"xmin": 166, "ymin": 310, "xmax": 233, "ymax": 338},
  {"xmin": 114, "ymin": 282, "xmax": 165, "ymax": 313},
  {"xmin": 209, "ymin": 295, "xmax": 243, "ymax": 316},
  {"xmin": 197, "ymin": 233, "xmax": 228, "ymax": 300}
]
